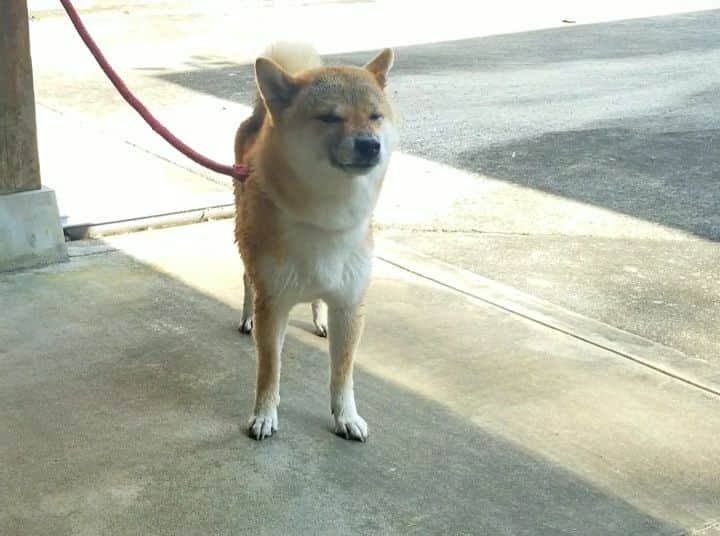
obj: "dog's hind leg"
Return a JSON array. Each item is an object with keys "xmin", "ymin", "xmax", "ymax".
[
  {"xmin": 239, "ymin": 272, "xmax": 255, "ymax": 334},
  {"xmin": 311, "ymin": 299, "xmax": 328, "ymax": 338},
  {"xmin": 248, "ymin": 296, "xmax": 290, "ymax": 440},
  {"xmin": 328, "ymin": 302, "xmax": 368, "ymax": 442}
]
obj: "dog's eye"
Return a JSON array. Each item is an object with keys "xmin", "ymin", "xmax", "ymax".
[
  {"xmin": 316, "ymin": 113, "xmax": 343, "ymax": 124},
  {"xmin": 369, "ymin": 113, "xmax": 383, "ymax": 121}
]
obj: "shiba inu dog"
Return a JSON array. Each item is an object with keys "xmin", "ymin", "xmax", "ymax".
[{"xmin": 233, "ymin": 42, "xmax": 397, "ymax": 441}]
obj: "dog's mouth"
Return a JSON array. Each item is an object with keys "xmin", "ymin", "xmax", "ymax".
[{"xmin": 331, "ymin": 159, "xmax": 379, "ymax": 175}]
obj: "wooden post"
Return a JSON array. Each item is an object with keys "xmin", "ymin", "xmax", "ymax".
[
  {"xmin": 0, "ymin": 0, "xmax": 42, "ymax": 194},
  {"xmin": 0, "ymin": 0, "xmax": 66, "ymax": 271}
]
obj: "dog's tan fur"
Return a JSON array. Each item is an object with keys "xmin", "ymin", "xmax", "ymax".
[{"xmin": 233, "ymin": 43, "xmax": 396, "ymax": 441}]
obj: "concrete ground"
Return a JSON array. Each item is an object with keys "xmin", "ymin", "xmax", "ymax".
[
  {"xmin": 2, "ymin": 221, "xmax": 720, "ymax": 535},
  {"xmin": 4, "ymin": 2, "xmax": 719, "ymax": 533}
]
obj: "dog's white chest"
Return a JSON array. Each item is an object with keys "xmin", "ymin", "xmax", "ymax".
[{"xmin": 259, "ymin": 224, "xmax": 371, "ymax": 306}]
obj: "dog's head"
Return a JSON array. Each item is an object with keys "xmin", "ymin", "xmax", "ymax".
[{"xmin": 255, "ymin": 49, "xmax": 397, "ymax": 181}]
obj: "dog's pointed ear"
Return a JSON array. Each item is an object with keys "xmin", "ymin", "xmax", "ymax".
[
  {"xmin": 255, "ymin": 57, "xmax": 298, "ymax": 116},
  {"xmin": 364, "ymin": 48, "xmax": 394, "ymax": 88}
]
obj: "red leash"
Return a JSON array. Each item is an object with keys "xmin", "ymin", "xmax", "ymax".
[{"xmin": 58, "ymin": 0, "xmax": 249, "ymax": 183}]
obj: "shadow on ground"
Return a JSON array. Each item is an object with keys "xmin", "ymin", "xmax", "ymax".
[
  {"xmin": 156, "ymin": 9, "xmax": 720, "ymax": 241},
  {"xmin": 458, "ymin": 127, "xmax": 720, "ymax": 241},
  {"xmin": 0, "ymin": 247, "xmax": 680, "ymax": 535}
]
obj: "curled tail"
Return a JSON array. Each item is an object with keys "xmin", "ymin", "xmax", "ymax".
[
  {"xmin": 234, "ymin": 42, "xmax": 322, "ymax": 165},
  {"xmin": 261, "ymin": 41, "xmax": 322, "ymax": 75}
]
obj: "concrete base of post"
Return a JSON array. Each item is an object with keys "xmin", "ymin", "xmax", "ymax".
[{"xmin": 0, "ymin": 187, "xmax": 67, "ymax": 272}]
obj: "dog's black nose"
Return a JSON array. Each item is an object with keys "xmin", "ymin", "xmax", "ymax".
[{"xmin": 354, "ymin": 137, "xmax": 381, "ymax": 159}]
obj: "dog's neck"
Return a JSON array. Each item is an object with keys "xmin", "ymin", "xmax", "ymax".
[{"xmin": 255, "ymin": 146, "xmax": 384, "ymax": 234}]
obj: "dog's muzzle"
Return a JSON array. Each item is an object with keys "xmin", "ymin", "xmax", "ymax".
[{"xmin": 331, "ymin": 134, "xmax": 382, "ymax": 173}]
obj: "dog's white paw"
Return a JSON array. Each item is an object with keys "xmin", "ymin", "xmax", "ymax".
[
  {"xmin": 334, "ymin": 413, "xmax": 368, "ymax": 442},
  {"xmin": 311, "ymin": 300, "xmax": 328, "ymax": 338},
  {"xmin": 238, "ymin": 317, "xmax": 254, "ymax": 335},
  {"xmin": 248, "ymin": 409, "xmax": 278, "ymax": 440},
  {"xmin": 313, "ymin": 318, "xmax": 328, "ymax": 338}
]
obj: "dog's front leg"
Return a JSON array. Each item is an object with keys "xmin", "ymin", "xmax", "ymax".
[
  {"xmin": 248, "ymin": 297, "xmax": 289, "ymax": 440},
  {"xmin": 328, "ymin": 302, "xmax": 368, "ymax": 442}
]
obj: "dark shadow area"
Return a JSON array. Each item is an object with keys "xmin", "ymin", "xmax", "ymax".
[
  {"xmin": 0, "ymin": 247, "xmax": 683, "ymax": 535},
  {"xmin": 156, "ymin": 9, "xmax": 720, "ymax": 240},
  {"xmin": 459, "ymin": 127, "xmax": 720, "ymax": 240}
]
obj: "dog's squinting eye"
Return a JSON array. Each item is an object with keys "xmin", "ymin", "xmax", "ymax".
[
  {"xmin": 316, "ymin": 113, "xmax": 343, "ymax": 124},
  {"xmin": 369, "ymin": 113, "xmax": 383, "ymax": 121}
]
